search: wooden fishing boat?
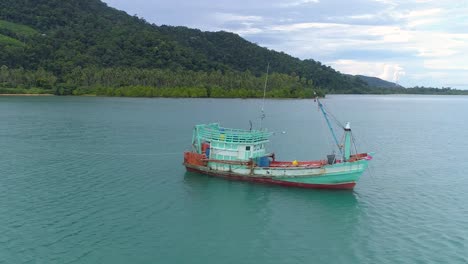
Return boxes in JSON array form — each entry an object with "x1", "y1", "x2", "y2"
[{"x1": 183, "y1": 98, "x2": 372, "y2": 189}]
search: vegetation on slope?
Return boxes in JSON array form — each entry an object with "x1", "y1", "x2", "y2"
[
  {"x1": 355, "y1": 75, "x2": 403, "y2": 89},
  {"x1": 0, "y1": 0, "x2": 464, "y2": 97},
  {"x1": 0, "y1": 0, "x2": 361, "y2": 97}
]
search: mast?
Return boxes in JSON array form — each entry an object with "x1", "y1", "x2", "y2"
[
  {"x1": 259, "y1": 63, "x2": 269, "y2": 129},
  {"x1": 344, "y1": 122, "x2": 352, "y2": 161},
  {"x1": 316, "y1": 97, "x2": 343, "y2": 156}
]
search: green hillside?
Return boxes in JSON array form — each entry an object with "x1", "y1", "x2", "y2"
[
  {"x1": 0, "y1": 0, "x2": 368, "y2": 96},
  {"x1": 0, "y1": 0, "x2": 464, "y2": 96},
  {"x1": 0, "y1": 33, "x2": 23, "y2": 46},
  {"x1": 355, "y1": 75, "x2": 403, "y2": 89},
  {"x1": 0, "y1": 20, "x2": 38, "y2": 36}
]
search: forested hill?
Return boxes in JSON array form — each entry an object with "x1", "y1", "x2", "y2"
[
  {"x1": 355, "y1": 75, "x2": 402, "y2": 89},
  {"x1": 0, "y1": 0, "x2": 464, "y2": 97},
  {"x1": 0, "y1": 0, "x2": 369, "y2": 96}
]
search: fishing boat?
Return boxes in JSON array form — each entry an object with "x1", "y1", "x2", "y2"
[{"x1": 183, "y1": 98, "x2": 373, "y2": 190}]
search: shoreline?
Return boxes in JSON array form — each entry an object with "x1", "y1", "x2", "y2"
[
  {"x1": 0, "y1": 94, "x2": 54, "y2": 96},
  {"x1": 0, "y1": 93, "x2": 466, "y2": 98}
]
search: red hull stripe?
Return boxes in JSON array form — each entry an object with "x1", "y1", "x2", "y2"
[{"x1": 185, "y1": 166, "x2": 356, "y2": 190}]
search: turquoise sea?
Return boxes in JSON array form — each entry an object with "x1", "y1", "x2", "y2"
[{"x1": 0, "y1": 95, "x2": 467, "y2": 263}]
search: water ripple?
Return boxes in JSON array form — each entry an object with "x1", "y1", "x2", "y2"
[{"x1": 1, "y1": 96, "x2": 468, "y2": 263}]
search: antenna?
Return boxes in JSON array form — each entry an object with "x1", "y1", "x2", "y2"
[{"x1": 260, "y1": 63, "x2": 269, "y2": 129}]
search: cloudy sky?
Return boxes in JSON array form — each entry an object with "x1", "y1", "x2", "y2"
[{"x1": 103, "y1": 0, "x2": 468, "y2": 89}]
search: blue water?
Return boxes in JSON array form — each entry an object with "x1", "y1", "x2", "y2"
[{"x1": 0, "y1": 95, "x2": 467, "y2": 263}]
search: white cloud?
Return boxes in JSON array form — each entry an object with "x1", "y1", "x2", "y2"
[
  {"x1": 406, "y1": 18, "x2": 440, "y2": 28},
  {"x1": 394, "y1": 8, "x2": 444, "y2": 28},
  {"x1": 267, "y1": 20, "x2": 468, "y2": 66},
  {"x1": 330, "y1": 60, "x2": 406, "y2": 82},
  {"x1": 230, "y1": 27, "x2": 264, "y2": 35},
  {"x1": 269, "y1": 22, "x2": 348, "y2": 31},
  {"x1": 211, "y1": 12, "x2": 265, "y2": 35},
  {"x1": 278, "y1": 0, "x2": 319, "y2": 7},
  {"x1": 102, "y1": 0, "x2": 468, "y2": 88},
  {"x1": 424, "y1": 59, "x2": 468, "y2": 70},
  {"x1": 404, "y1": 8, "x2": 443, "y2": 18},
  {"x1": 410, "y1": 71, "x2": 450, "y2": 79},
  {"x1": 213, "y1": 13, "x2": 263, "y2": 23},
  {"x1": 348, "y1": 14, "x2": 377, "y2": 20},
  {"x1": 373, "y1": 0, "x2": 397, "y2": 4}
]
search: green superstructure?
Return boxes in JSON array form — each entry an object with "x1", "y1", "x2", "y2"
[{"x1": 193, "y1": 123, "x2": 272, "y2": 161}]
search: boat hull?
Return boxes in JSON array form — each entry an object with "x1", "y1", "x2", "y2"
[{"x1": 184, "y1": 163, "x2": 360, "y2": 190}]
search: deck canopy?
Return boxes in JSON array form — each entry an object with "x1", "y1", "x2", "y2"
[{"x1": 194, "y1": 123, "x2": 272, "y2": 144}]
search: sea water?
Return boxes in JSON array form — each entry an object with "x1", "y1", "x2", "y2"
[{"x1": 0, "y1": 95, "x2": 467, "y2": 263}]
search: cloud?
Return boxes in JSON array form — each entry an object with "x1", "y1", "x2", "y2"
[
  {"x1": 392, "y1": 8, "x2": 444, "y2": 28},
  {"x1": 213, "y1": 13, "x2": 263, "y2": 23},
  {"x1": 373, "y1": 0, "x2": 397, "y2": 5},
  {"x1": 278, "y1": 0, "x2": 320, "y2": 7},
  {"x1": 423, "y1": 59, "x2": 468, "y2": 71},
  {"x1": 102, "y1": 0, "x2": 468, "y2": 88},
  {"x1": 261, "y1": 16, "x2": 468, "y2": 88},
  {"x1": 348, "y1": 14, "x2": 377, "y2": 20},
  {"x1": 405, "y1": 8, "x2": 442, "y2": 18},
  {"x1": 330, "y1": 59, "x2": 406, "y2": 82},
  {"x1": 210, "y1": 13, "x2": 265, "y2": 35},
  {"x1": 230, "y1": 26, "x2": 264, "y2": 35},
  {"x1": 269, "y1": 22, "x2": 348, "y2": 31}
]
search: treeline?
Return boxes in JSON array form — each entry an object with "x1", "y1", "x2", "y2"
[
  {"x1": 405, "y1": 86, "x2": 468, "y2": 95},
  {"x1": 0, "y1": 66, "x2": 57, "y2": 89},
  {"x1": 0, "y1": 66, "x2": 324, "y2": 98},
  {"x1": 2, "y1": 65, "x2": 466, "y2": 97},
  {"x1": 329, "y1": 85, "x2": 468, "y2": 95}
]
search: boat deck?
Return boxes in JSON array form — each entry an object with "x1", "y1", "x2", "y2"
[{"x1": 269, "y1": 160, "x2": 327, "y2": 168}]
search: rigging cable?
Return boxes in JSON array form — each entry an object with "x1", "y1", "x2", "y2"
[
  {"x1": 316, "y1": 97, "x2": 343, "y2": 155},
  {"x1": 318, "y1": 104, "x2": 336, "y2": 153},
  {"x1": 321, "y1": 103, "x2": 345, "y2": 129}
]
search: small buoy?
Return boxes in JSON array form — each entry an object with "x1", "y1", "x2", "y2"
[
  {"x1": 282, "y1": 131, "x2": 286, "y2": 134},
  {"x1": 292, "y1": 160, "x2": 298, "y2": 166}
]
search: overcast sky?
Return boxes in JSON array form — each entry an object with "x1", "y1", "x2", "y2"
[{"x1": 103, "y1": 0, "x2": 468, "y2": 89}]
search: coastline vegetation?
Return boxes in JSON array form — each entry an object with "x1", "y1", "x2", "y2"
[
  {"x1": 0, "y1": 66, "x2": 325, "y2": 98},
  {"x1": 2, "y1": 66, "x2": 467, "y2": 97}
]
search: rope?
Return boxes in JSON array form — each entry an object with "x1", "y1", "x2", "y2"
[
  {"x1": 319, "y1": 106, "x2": 335, "y2": 153},
  {"x1": 322, "y1": 103, "x2": 344, "y2": 129},
  {"x1": 352, "y1": 134, "x2": 358, "y2": 155},
  {"x1": 317, "y1": 99, "x2": 339, "y2": 154}
]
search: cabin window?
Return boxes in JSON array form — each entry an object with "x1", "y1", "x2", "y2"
[{"x1": 246, "y1": 146, "x2": 251, "y2": 151}]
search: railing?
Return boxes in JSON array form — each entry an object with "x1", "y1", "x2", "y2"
[{"x1": 195, "y1": 123, "x2": 272, "y2": 143}]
